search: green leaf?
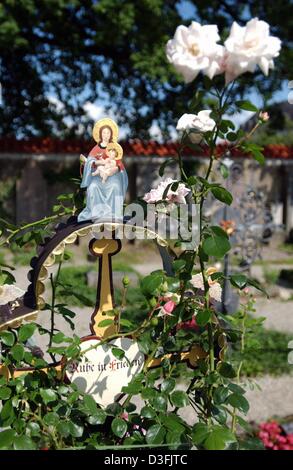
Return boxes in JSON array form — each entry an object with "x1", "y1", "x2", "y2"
[
  {"x1": 218, "y1": 362, "x2": 237, "y2": 378},
  {"x1": 26, "y1": 422, "x2": 40, "y2": 437},
  {"x1": 106, "y1": 402, "x2": 123, "y2": 416},
  {"x1": 18, "y1": 323, "x2": 37, "y2": 342},
  {"x1": 187, "y1": 176, "x2": 198, "y2": 186},
  {"x1": 57, "y1": 422, "x2": 71, "y2": 437},
  {"x1": 211, "y1": 187, "x2": 233, "y2": 205},
  {"x1": 226, "y1": 132, "x2": 238, "y2": 141},
  {"x1": 172, "y1": 259, "x2": 186, "y2": 272},
  {"x1": 192, "y1": 423, "x2": 210, "y2": 445},
  {"x1": 111, "y1": 347, "x2": 125, "y2": 360},
  {"x1": 0, "y1": 400, "x2": 15, "y2": 426},
  {"x1": 162, "y1": 182, "x2": 175, "y2": 200},
  {"x1": 52, "y1": 332, "x2": 67, "y2": 343},
  {"x1": 13, "y1": 435, "x2": 37, "y2": 450},
  {"x1": 146, "y1": 424, "x2": 166, "y2": 445},
  {"x1": 204, "y1": 425, "x2": 236, "y2": 450},
  {"x1": 196, "y1": 309, "x2": 211, "y2": 327},
  {"x1": 151, "y1": 395, "x2": 168, "y2": 412},
  {"x1": 246, "y1": 278, "x2": 268, "y2": 297},
  {"x1": 84, "y1": 395, "x2": 98, "y2": 415},
  {"x1": 239, "y1": 437, "x2": 265, "y2": 450},
  {"x1": 111, "y1": 417, "x2": 127, "y2": 438},
  {"x1": 210, "y1": 271, "x2": 224, "y2": 281},
  {"x1": 141, "y1": 405, "x2": 156, "y2": 419},
  {"x1": 97, "y1": 319, "x2": 114, "y2": 327},
  {"x1": 235, "y1": 100, "x2": 258, "y2": 112},
  {"x1": 214, "y1": 386, "x2": 229, "y2": 405},
  {"x1": 140, "y1": 272, "x2": 164, "y2": 296},
  {"x1": 10, "y1": 344, "x2": 25, "y2": 362},
  {"x1": 0, "y1": 270, "x2": 16, "y2": 285},
  {"x1": 160, "y1": 414, "x2": 186, "y2": 433},
  {"x1": 0, "y1": 386, "x2": 11, "y2": 400},
  {"x1": 161, "y1": 378, "x2": 176, "y2": 394},
  {"x1": 40, "y1": 388, "x2": 57, "y2": 404},
  {"x1": 220, "y1": 163, "x2": 229, "y2": 179},
  {"x1": 0, "y1": 331, "x2": 15, "y2": 347},
  {"x1": 43, "y1": 413, "x2": 59, "y2": 426},
  {"x1": 69, "y1": 422, "x2": 84, "y2": 438},
  {"x1": 251, "y1": 149, "x2": 265, "y2": 165},
  {"x1": 122, "y1": 381, "x2": 142, "y2": 394},
  {"x1": 170, "y1": 391, "x2": 189, "y2": 408},
  {"x1": 210, "y1": 225, "x2": 229, "y2": 238},
  {"x1": 241, "y1": 142, "x2": 265, "y2": 165},
  {"x1": 203, "y1": 227, "x2": 230, "y2": 258},
  {"x1": 230, "y1": 274, "x2": 247, "y2": 289},
  {"x1": 138, "y1": 335, "x2": 152, "y2": 355},
  {"x1": 227, "y1": 393, "x2": 249, "y2": 414},
  {"x1": 0, "y1": 429, "x2": 16, "y2": 449},
  {"x1": 87, "y1": 409, "x2": 107, "y2": 425},
  {"x1": 228, "y1": 383, "x2": 246, "y2": 395},
  {"x1": 166, "y1": 430, "x2": 189, "y2": 449},
  {"x1": 159, "y1": 158, "x2": 174, "y2": 177},
  {"x1": 119, "y1": 318, "x2": 134, "y2": 329}
]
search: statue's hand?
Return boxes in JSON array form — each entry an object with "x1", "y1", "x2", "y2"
[{"x1": 80, "y1": 154, "x2": 87, "y2": 164}]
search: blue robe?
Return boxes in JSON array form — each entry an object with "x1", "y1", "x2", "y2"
[{"x1": 77, "y1": 156, "x2": 128, "y2": 222}]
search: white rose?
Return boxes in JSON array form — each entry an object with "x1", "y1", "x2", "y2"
[
  {"x1": 0, "y1": 284, "x2": 25, "y2": 305},
  {"x1": 166, "y1": 22, "x2": 225, "y2": 83},
  {"x1": 176, "y1": 110, "x2": 216, "y2": 143},
  {"x1": 191, "y1": 272, "x2": 222, "y2": 303},
  {"x1": 224, "y1": 18, "x2": 281, "y2": 84},
  {"x1": 143, "y1": 178, "x2": 190, "y2": 204}
]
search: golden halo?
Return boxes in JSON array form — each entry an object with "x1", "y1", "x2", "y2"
[
  {"x1": 92, "y1": 118, "x2": 119, "y2": 143},
  {"x1": 106, "y1": 143, "x2": 123, "y2": 160}
]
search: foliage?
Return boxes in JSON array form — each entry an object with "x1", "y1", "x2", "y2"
[
  {"x1": 0, "y1": 17, "x2": 279, "y2": 450},
  {"x1": 232, "y1": 328, "x2": 293, "y2": 377},
  {"x1": 0, "y1": 0, "x2": 292, "y2": 138}
]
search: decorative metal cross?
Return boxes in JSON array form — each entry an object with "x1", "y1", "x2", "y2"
[{"x1": 0, "y1": 218, "x2": 206, "y2": 406}]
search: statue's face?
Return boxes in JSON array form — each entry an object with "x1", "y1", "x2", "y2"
[
  {"x1": 108, "y1": 149, "x2": 116, "y2": 160},
  {"x1": 101, "y1": 127, "x2": 111, "y2": 143}
]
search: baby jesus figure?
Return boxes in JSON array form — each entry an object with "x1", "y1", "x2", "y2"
[{"x1": 91, "y1": 143, "x2": 122, "y2": 183}]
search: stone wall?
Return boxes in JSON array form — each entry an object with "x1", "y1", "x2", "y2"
[{"x1": 0, "y1": 154, "x2": 292, "y2": 233}]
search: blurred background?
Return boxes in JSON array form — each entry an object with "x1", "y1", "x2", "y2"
[{"x1": 0, "y1": 0, "x2": 293, "y2": 434}]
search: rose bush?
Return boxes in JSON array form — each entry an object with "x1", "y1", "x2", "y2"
[{"x1": 0, "y1": 17, "x2": 282, "y2": 450}]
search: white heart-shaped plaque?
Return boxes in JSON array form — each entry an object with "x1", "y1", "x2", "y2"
[{"x1": 65, "y1": 337, "x2": 144, "y2": 407}]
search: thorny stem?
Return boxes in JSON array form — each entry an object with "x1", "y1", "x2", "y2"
[
  {"x1": 0, "y1": 212, "x2": 67, "y2": 248},
  {"x1": 231, "y1": 302, "x2": 247, "y2": 432},
  {"x1": 178, "y1": 85, "x2": 231, "y2": 423},
  {"x1": 48, "y1": 257, "x2": 63, "y2": 360}
]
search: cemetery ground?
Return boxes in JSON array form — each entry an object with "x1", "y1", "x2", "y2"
[{"x1": 3, "y1": 233, "x2": 293, "y2": 428}]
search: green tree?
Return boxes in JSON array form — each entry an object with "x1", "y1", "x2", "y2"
[{"x1": 0, "y1": 0, "x2": 292, "y2": 138}]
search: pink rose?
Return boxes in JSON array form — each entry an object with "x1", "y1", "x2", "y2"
[{"x1": 158, "y1": 300, "x2": 176, "y2": 317}]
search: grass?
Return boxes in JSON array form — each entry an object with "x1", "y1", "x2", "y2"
[
  {"x1": 231, "y1": 328, "x2": 293, "y2": 377},
  {"x1": 263, "y1": 268, "x2": 279, "y2": 286},
  {"x1": 254, "y1": 258, "x2": 293, "y2": 266},
  {"x1": 11, "y1": 244, "x2": 37, "y2": 267},
  {"x1": 55, "y1": 264, "x2": 144, "y2": 311},
  {"x1": 279, "y1": 243, "x2": 293, "y2": 255}
]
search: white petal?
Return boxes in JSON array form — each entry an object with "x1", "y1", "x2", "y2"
[
  {"x1": 0, "y1": 285, "x2": 25, "y2": 305},
  {"x1": 176, "y1": 113, "x2": 197, "y2": 130},
  {"x1": 173, "y1": 25, "x2": 190, "y2": 46},
  {"x1": 259, "y1": 56, "x2": 270, "y2": 75},
  {"x1": 210, "y1": 283, "x2": 222, "y2": 302},
  {"x1": 190, "y1": 274, "x2": 204, "y2": 289}
]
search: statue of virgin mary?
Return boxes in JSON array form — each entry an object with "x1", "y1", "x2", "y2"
[{"x1": 77, "y1": 118, "x2": 128, "y2": 223}]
